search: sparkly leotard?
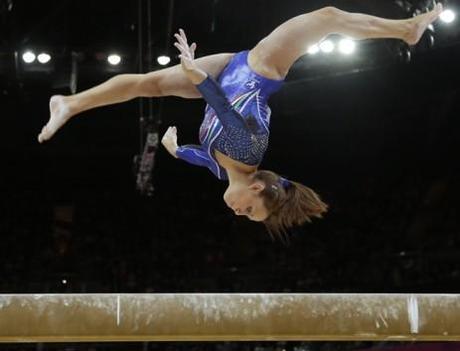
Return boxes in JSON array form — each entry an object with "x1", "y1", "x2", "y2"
[{"x1": 176, "y1": 50, "x2": 284, "y2": 180}]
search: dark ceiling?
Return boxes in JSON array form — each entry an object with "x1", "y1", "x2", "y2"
[
  {"x1": 2, "y1": 0, "x2": 409, "y2": 50},
  {"x1": 2, "y1": 0, "x2": 458, "y2": 84}
]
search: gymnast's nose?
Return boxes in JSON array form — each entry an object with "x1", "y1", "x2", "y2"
[{"x1": 226, "y1": 201, "x2": 242, "y2": 215}]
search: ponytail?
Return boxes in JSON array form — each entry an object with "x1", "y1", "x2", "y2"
[{"x1": 253, "y1": 170, "x2": 328, "y2": 241}]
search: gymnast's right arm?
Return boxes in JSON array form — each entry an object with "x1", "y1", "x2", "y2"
[
  {"x1": 175, "y1": 145, "x2": 211, "y2": 168},
  {"x1": 161, "y1": 126, "x2": 211, "y2": 168}
]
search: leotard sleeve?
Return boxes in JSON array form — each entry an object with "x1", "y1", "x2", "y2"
[
  {"x1": 176, "y1": 144, "x2": 211, "y2": 168},
  {"x1": 196, "y1": 76, "x2": 247, "y2": 130}
]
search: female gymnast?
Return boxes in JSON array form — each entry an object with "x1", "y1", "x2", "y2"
[{"x1": 37, "y1": 4, "x2": 443, "y2": 237}]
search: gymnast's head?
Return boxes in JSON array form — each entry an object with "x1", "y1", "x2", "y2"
[{"x1": 224, "y1": 170, "x2": 329, "y2": 239}]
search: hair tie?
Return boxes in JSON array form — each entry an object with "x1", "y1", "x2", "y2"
[{"x1": 279, "y1": 177, "x2": 291, "y2": 190}]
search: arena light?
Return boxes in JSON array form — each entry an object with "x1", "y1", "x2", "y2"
[
  {"x1": 22, "y1": 51, "x2": 36, "y2": 63},
  {"x1": 157, "y1": 55, "x2": 171, "y2": 65},
  {"x1": 307, "y1": 44, "x2": 320, "y2": 55},
  {"x1": 107, "y1": 54, "x2": 122, "y2": 65},
  {"x1": 319, "y1": 40, "x2": 334, "y2": 54},
  {"x1": 37, "y1": 53, "x2": 52, "y2": 64},
  {"x1": 338, "y1": 38, "x2": 356, "y2": 55},
  {"x1": 440, "y1": 9, "x2": 456, "y2": 23}
]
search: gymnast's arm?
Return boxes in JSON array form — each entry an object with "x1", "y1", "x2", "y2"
[
  {"x1": 194, "y1": 76, "x2": 247, "y2": 130},
  {"x1": 175, "y1": 144, "x2": 212, "y2": 168},
  {"x1": 161, "y1": 126, "x2": 179, "y2": 158},
  {"x1": 161, "y1": 126, "x2": 211, "y2": 168},
  {"x1": 173, "y1": 29, "x2": 207, "y2": 85},
  {"x1": 174, "y1": 29, "x2": 246, "y2": 129}
]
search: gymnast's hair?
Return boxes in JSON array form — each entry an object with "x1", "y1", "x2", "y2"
[{"x1": 253, "y1": 170, "x2": 328, "y2": 242}]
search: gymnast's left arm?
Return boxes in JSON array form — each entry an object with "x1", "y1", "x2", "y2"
[
  {"x1": 173, "y1": 29, "x2": 207, "y2": 85},
  {"x1": 173, "y1": 29, "x2": 246, "y2": 130}
]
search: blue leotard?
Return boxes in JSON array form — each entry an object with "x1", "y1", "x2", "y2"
[{"x1": 176, "y1": 50, "x2": 284, "y2": 180}]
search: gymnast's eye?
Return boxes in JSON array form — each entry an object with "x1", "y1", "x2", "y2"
[{"x1": 246, "y1": 207, "x2": 253, "y2": 215}]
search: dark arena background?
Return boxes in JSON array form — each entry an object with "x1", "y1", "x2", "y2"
[{"x1": 1, "y1": 0, "x2": 460, "y2": 350}]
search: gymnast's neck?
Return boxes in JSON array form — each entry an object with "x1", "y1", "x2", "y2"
[{"x1": 214, "y1": 150, "x2": 258, "y2": 183}]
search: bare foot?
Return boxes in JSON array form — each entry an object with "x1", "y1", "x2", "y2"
[
  {"x1": 404, "y1": 3, "x2": 443, "y2": 45},
  {"x1": 38, "y1": 95, "x2": 74, "y2": 143}
]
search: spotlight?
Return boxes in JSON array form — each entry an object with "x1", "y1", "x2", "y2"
[
  {"x1": 37, "y1": 53, "x2": 51, "y2": 64},
  {"x1": 440, "y1": 9, "x2": 456, "y2": 23},
  {"x1": 307, "y1": 44, "x2": 320, "y2": 55},
  {"x1": 107, "y1": 54, "x2": 121, "y2": 65},
  {"x1": 338, "y1": 38, "x2": 356, "y2": 55},
  {"x1": 22, "y1": 51, "x2": 36, "y2": 63},
  {"x1": 319, "y1": 40, "x2": 334, "y2": 54},
  {"x1": 61, "y1": 279, "x2": 67, "y2": 285},
  {"x1": 157, "y1": 55, "x2": 171, "y2": 65}
]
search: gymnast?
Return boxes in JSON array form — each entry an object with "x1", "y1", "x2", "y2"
[{"x1": 37, "y1": 4, "x2": 443, "y2": 237}]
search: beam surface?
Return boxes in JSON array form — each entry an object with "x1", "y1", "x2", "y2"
[{"x1": 0, "y1": 294, "x2": 460, "y2": 342}]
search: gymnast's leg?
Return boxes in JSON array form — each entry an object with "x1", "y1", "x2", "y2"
[
  {"x1": 38, "y1": 53, "x2": 234, "y2": 143},
  {"x1": 248, "y1": 4, "x2": 443, "y2": 79}
]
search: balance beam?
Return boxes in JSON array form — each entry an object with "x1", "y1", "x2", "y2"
[{"x1": 0, "y1": 294, "x2": 459, "y2": 342}]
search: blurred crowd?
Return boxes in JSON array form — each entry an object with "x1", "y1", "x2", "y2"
[{"x1": 1, "y1": 168, "x2": 458, "y2": 295}]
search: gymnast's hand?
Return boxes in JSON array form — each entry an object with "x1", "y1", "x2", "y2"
[
  {"x1": 174, "y1": 29, "x2": 207, "y2": 85},
  {"x1": 161, "y1": 126, "x2": 179, "y2": 158}
]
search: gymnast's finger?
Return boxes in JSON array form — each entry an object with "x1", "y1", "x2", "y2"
[
  {"x1": 174, "y1": 42, "x2": 185, "y2": 52},
  {"x1": 174, "y1": 34, "x2": 188, "y2": 47},
  {"x1": 179, "y1": 28, "x2": 188, "y2": 45},
  {"x1": 174, "y1": 33, "x2": 188, "y2": 48},
  {"x1": 174, "y1": 43, "x2": 190, "y2": 58},
  {"x1": 190, "y1": 43, "x2": 197, "y2": 58}
]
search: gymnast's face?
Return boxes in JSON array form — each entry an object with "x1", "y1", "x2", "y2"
[{"x1": 223, "y1": 181, "x2": 269, "y2": 222}]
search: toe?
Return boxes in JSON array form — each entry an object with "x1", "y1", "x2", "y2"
[
  {"x1": 39, "y1": 127, "x2": 48, "y2": 142},
  {"x1": 433, "y1": 3, "x2": 443, "y2": 18}
]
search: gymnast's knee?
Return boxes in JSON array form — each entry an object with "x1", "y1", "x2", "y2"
[
  {"x1": 315, "y1": 6, "x2": 345, "y2": 21},
  {"x1": 313, "y1": 6, "x2": 349, "y2": 31}
]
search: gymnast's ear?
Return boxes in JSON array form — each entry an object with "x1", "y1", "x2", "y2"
[{"x1": 249, "y1": 181, "x2": 265, "y2": 193}]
